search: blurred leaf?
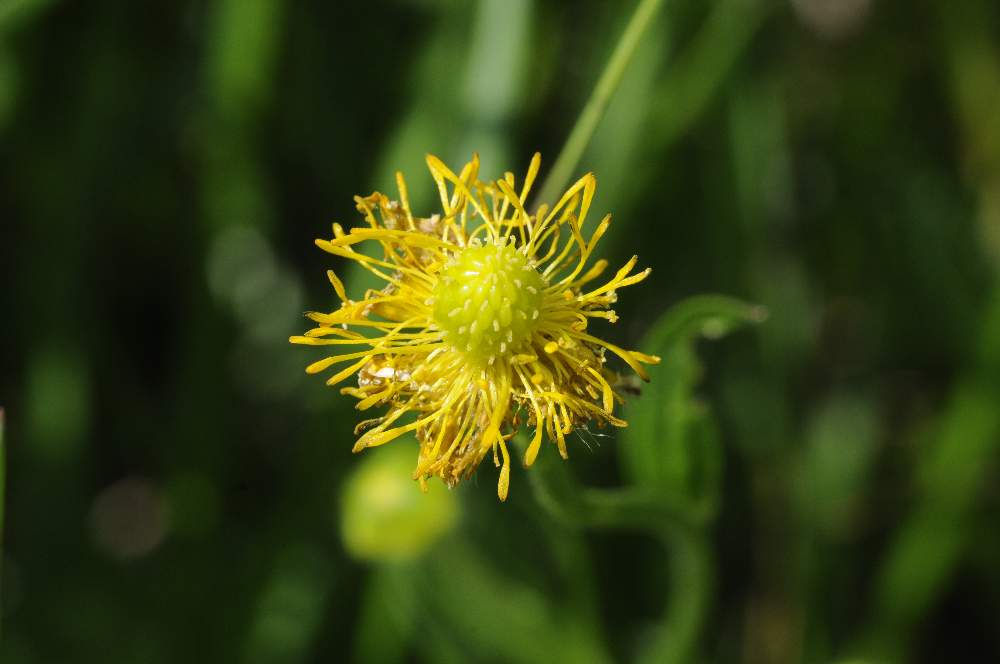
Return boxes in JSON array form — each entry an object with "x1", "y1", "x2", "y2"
[
  {"x1": 419, "y1": 538, "x2": 612, "y2": 664},
  {"x1": 0, "y1": 47, "x2": 17, "y2": 131},
  {"x1": 0, "y1": 0, "x2": 56, "y2": 34},
  {"x1": 1, "y1": 407, "x2": 5, "y2": 607},
  {"x1": 245, "y1": 545, "x2": 330, "y2": 664},
  {"x1": 870, "y1": 380, "x2": 1000, "y2": 652},
  {"x1": 649, "y1": 0, "x2": 771, "y2": 147},
  {"x1": 795, "y1": 394, "x2": 879, "y2": 537},
  {"x1": 206, "y1": 0, "x2": 284, "y2": 122},
  {"x1": 620, "y1": 295, "x2": 765, "y2": 509},
  {"x1": 351, "y1": 564, "x2": 417, "y2": 664},
  {"x1": 24, "y1": 346, "x2": 89, "y2": 463}
]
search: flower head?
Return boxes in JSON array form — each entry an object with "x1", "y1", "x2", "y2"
[{"x1": 291, "y1": 154, "x2": 659, "y2": 500}]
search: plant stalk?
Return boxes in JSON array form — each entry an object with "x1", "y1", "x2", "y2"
[{"x1": 535, "y1": 0, "x2": 666, "y2": 207}]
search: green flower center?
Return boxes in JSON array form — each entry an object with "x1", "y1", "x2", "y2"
[{"x1": 432, "y1": 242, "x2": 546, "y2": 363}]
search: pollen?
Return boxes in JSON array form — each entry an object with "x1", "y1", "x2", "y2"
[{"x1": 432, "y1": 243, "x2": 546, "y2": 363}]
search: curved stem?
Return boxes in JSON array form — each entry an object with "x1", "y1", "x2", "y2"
[
  {"x1": 639, "y1": 530, "x2": 712, "y2": 664},
  {"x1": 521, "y1": 438, "x2": 712, "y2": 664},
  {"x1": 535, "y1": 0, "x2": 666, "y2": 208}
]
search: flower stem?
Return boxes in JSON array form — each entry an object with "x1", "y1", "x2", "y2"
[
  {"x1": 519, "y1": 434, "x2": 712, "y2": 664},
  {"x1": 535, "y1": 0, "x2": 666, "y2": 208}
]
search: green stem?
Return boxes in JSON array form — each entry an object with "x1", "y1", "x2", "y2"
[
  {"x1": 521, "y1": 438, "x2": 711, "y2": 664},
  {"x1": 639, "y1": 530, "x2": 711, "y2": 664},
  {"x1": 535, "y1": 0, "x2": 666, "y2": 207}
]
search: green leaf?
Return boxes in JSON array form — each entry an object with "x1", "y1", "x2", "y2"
[{"x1": 619, "y1": 295, "x2": 766, "y2": 508}]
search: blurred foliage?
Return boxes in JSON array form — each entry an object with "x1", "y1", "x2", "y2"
[{"x1": 2, "y1": 0, "x2": 1000, "y2": 663}]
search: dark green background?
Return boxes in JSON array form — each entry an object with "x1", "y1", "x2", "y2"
[{"x1": 2, "y1": 0, "x2": 999, "y2": 662}]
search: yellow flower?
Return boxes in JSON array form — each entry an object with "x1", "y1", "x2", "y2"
[{"x1": 291, "y1": 154, "x2": 659, "y2": 501}]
